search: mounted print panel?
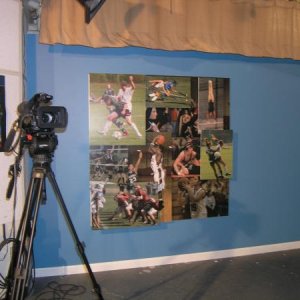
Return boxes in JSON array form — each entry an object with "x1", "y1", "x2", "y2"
[
  {"x1": 89, "y1": 74, "x2": 146, "y2": 146},
  {"x1": 89, "y1": 74, "x2": 231, "y2": 230}
]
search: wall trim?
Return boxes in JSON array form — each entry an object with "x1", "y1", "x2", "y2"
[
  {"x1": 0, "y1": 69, "x2": 20, "y2": 76},
  {"x1": 36, "y1": 241, "x2": 300, "y2": 277}
]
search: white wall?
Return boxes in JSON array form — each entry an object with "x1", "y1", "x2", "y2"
[{"x1": 0, "y1": 0, "x2": 24, "y2": 277}]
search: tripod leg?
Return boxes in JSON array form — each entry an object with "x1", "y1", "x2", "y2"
[
  {"x1": 5, "y1": 173, "x2": 35, "y2": 299},
  {"x1": 46, "y1": 169, "x2": 104, "y2": 300},
  {"x1": 9, "y1": 172, "x2": 45, "y2": 300}
]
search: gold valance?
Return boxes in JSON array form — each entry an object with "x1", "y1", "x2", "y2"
[{"x1": 40, "y1": 0, "x2": 300, "y2": 60}]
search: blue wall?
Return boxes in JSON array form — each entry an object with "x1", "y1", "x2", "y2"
[{"x1": 26, "y1": 34, "x2": 300, "y2": 268}]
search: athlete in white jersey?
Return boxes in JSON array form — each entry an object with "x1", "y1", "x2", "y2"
[
  {"x1": 149, "y1": 136, "x2": 165, "y2": 193},
  {"x1": 90, "y1": 182, "x2": 106, "y2": 228},
  {"x1": 100, "y1": 76, "x2": 142, "y2": 137},
  {"x1": 210, "y1": 135, "x2": 231, "y2": 177},
  {"x1": 118, "y1": 79, "x2": 134, "y2": 112}
]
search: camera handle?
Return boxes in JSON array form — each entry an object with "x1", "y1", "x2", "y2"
[{"x1": 6, "y1": 154, "x2": 104, "y2": 300}]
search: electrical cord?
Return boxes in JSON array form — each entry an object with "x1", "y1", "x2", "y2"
[
  {"x1": 0, "y1": 151, "x2": 20, "y2": 296},
  {"x1": 0, "y1": 141, "x2": 20, "y2": 299},
  {"x1": 34, "y1": 281, "x2": 87, "y2": 300},
  {"x1": 0, "y1": 238, "x2": 18, "y2": 299},
  {"x1": 0, "y1": 237, "x2": 36, "y2": 300},
  {"x1": 0, "y1": 149, "x2": 35, "y2": 299}
]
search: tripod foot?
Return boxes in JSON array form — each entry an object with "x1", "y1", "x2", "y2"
[{"x1": 93, "y1": 285, "x2": 104, "y2": 300}]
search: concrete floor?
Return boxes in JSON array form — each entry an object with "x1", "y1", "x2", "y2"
[{"x1": 25, "y1": 249, "x2": 300, "y2": 300}]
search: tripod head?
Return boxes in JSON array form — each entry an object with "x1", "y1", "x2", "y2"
[{"x1": 5, "y1": 93, "x2": 68, "y2": 198}]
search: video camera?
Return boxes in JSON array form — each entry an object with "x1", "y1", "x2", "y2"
[
  {"x1": 4, "y1": 93, "x2": 68, "y2": 155},
  {"x1": 4, "y1": 93, "x2": 68, "y2": 198},
  {"x1": 18, "y1": 93, "x2": 68, "y2": 132}
]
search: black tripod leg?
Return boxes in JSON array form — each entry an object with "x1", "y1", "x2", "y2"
[
  {"x1": 46, "y1": 169, "x2": 104, "y2": 300},
  {"x1": 10, "y1": 172, "x2": 45, "y2": 300},
  {"x1": 5, "y1": 174, "x2": 35, "y2": 299}
]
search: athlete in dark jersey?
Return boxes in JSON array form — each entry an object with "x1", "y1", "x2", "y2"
[
  {"x1": 97, "y1": 95, "x2": 128, "y2": 135},
  {"x1": 173, "y1": 141, "x2": 200, "y2": 176},
  {"x1": 126, "y1": 151, "x2": 143, "y2": 193},
  {"x1": 102, "y1": 84, "x2": 115, "y2": 97},
  {"x1": 127, "y1": 169, "x2": 137, "y2": 193}
]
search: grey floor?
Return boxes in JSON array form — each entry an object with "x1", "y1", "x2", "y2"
[{"x1": 26, "y1": 249, "x2": 300, "y2": 300}]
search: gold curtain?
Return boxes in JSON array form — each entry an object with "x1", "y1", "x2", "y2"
[{"x1": 40, "y1": 0, "x2": 300, "y2": 60}]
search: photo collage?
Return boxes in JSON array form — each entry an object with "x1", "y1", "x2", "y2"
[{"x1": 89, "y1": 74, "x2": 232, "y2": 230}]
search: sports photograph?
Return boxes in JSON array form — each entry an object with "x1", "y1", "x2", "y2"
[
  {"x1": 89, "y1": 133, "x2": 172, "y2": 230},
  {"x1": 90, "y1": 181, "x2": 164, "y2": 229},
  {"x1": 171, "y1": 137, "x2": 201, "y2": 177},
  {"x1": 89, "y1": 73, "x2": 146, "y2": 146},
  {"x1": 196, "y1": 78, "x2": 230, "y2": 131},
  {"x1": 171, "y1": 177, "x2": 229, "y2": 221},
  {"x1": 145, "y1": 75, "x2": 195, "y2": 109},
  {"x1": 89, "y1": 145, "x2": 128, "y2": 182},
  {"x1": 200, "y1": 130, "x2": 233, "y2": 180}
]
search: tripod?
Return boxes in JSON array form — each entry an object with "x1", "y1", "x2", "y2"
[{"x1": 6, "y1": 153, "x2": 104, "y2": 300}]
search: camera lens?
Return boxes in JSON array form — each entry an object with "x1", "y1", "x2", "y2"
[
  {"x1": 41, "y1": 112, "x2": 56, "y2": 124},
  {"x1": 37, "y1": 106, "x2": 68, "y2": 129}
]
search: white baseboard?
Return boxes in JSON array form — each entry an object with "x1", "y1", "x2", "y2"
[{"x1": 35, "y1": 241, "x2": 300, "y2": 278}]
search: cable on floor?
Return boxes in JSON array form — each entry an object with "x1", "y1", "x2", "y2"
[{"x1": 34, "y1": 280, "x2": 87, "y2": 300}]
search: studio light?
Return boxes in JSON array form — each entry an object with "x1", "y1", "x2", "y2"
[{"x1": 79, "y1": 0, "x2": 107, "y2": 23}]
